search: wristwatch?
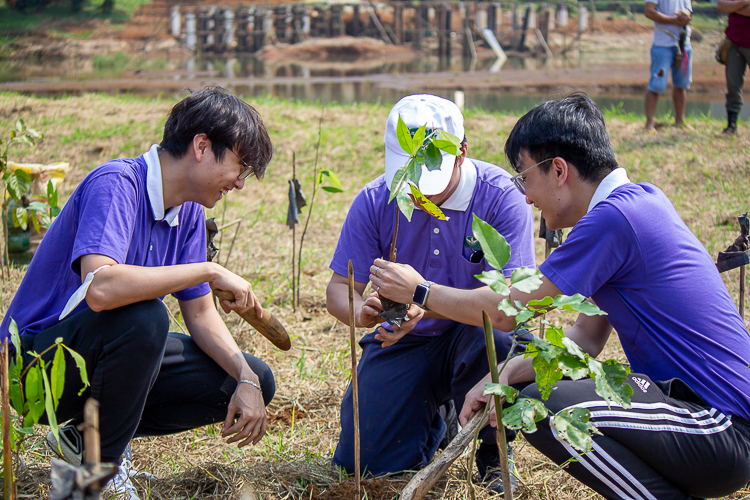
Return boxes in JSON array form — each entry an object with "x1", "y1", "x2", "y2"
[{"x1": 413, "y1": 281, "x2": 435, "y2": 309}]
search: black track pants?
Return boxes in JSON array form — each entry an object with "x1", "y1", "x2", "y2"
[
  {"x1": 22, "y1": 300, "x2": 275, "y2": 463},
  {"x1": 521, "y1": 374, "x2": 750, "y2": 500}
]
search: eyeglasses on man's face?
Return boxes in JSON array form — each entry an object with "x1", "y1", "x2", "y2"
[
  {"x1": 511, "y1": 157, "x2": 554, "y2": 195},
  {"x1": 228, "y1": 149, "x2": 255, "y2": 181}
]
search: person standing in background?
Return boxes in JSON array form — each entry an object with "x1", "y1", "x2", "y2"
[
  {"x1": 717, "y1": 0, "x2": 750, "y2": 135},
  {"x1": 644, "y1": 0, "x2": 692, "y2": 131}
]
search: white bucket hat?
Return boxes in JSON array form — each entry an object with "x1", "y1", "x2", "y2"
[{"x1": 383, "y1": 94, "x2": 464, "y2": 196}]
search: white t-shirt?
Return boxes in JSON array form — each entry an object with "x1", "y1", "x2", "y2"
[{"x1": 646, "y1": 0, "x2": 692, "y2": 47}]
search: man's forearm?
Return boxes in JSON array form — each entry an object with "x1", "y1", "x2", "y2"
[
  {"x1": 739, "y1": 4, "x2": 750, "y2": 15},
  {"x1": 718, "y1": 0, "x2": 750, "y2": 13},
  {"x1": 325, "y1": 275, "x2": 370, "y2": 327},
  {"x1": 423, "y1": 285, "x2": 516, "y2": 332},
  {"x1": 181, "y1": 295, "x2": 257, "y2": 382},
  {"x1": 85, "y1": 258, "x2": 222, "y2": 311}
]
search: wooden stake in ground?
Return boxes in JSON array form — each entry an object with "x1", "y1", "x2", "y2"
[
  {"x1": 400, "y1": 410, "x2": 487, "y2": 500},
  {"x1": 82, "y1": 399, "x2": 102, "y2": 491},
  {"x1": 347, "y1": 260, "x2": 361, "y2": 498},
  {"x1": 1, "y1": 339, "x2": 15, "y2": 500},
  {"x1": 482, "y1": 311, "x2": 513, "y2": 500}
]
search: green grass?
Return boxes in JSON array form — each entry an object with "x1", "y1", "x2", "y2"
[{"x1": 0, "y1": 0, "x2": 149, "y2": 35}]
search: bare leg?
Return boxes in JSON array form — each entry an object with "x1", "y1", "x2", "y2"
[
  {"x1": 645, "y1": 90, "x2": 659, "y2": 130},
  {"x1": 673, "y1": 87, "x2": 687, "y2": 126}
]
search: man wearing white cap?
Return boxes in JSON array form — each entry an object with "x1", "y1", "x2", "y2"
[{"x1": 325, "y1": 94, "x2": 535, "y2": 491}]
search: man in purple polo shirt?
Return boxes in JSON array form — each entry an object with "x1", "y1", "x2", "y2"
[
  {"x1": 372, "y1": 93, "x2": 750, "y2": 499},
  {"x1": 326, "y1": 94, "x2": 535, "y2": 492},
  {"x1": 0, "y1": 87, "x2": 275, "y2": 499}
]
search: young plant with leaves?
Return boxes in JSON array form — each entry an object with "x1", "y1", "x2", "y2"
[
  {"x1": 1, "y1": 119, "x2": 61, "y2": 268},
  {"x1": 1, "y1": 319, "x2": 89, "y2": 495},
  {"x1": 378, "y1": 116, "x2": 463, "y2": 326},
  {"x1": 471, "y1": 213, "x2": 633, "y2": 453}
]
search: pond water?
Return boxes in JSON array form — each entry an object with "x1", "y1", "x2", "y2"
[{"x1": 1, "y1": 51, "x2": 747, "y2": 121}]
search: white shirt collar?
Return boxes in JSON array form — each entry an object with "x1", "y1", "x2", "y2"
[
  {"x1": 144, "y1": 144, "x2": 181, "y2": 227},
  {"x1": 587, "y1": 167, "x2": 632, "y2": 214},
  {"x1": 439, "y1": 158, "x2": 478, "y2": 212}
]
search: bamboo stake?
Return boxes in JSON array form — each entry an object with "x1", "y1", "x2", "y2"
[
  {"x1": 347, "y1": 260, "x2": 361, "y2": 498},
  {"x1": 292, "y1": 152, "x2": 297, "y2": 312},
  {"x1": 1, "y1": 339, "x2": 14, "y2": 500},
  {"x1": 389, "y1": 209, "x2": 399, "y2": 262},
  {"x1": 482, "y1": 311, "x2": 513, "y2": 500},
  {"x1": 83, "y1": 398, "x2": 105, "y2": 493}
]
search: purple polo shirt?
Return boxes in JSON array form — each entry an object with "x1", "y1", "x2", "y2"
[
  {"x1": 540, "y1": 182, "x2": 750, "y2": 420},
  {"x1": 0, "y1": 153, "x2": 210, "y2": 339},
  {"x1": 330, "y1": 158, "x2": 536, "y2": 336}
]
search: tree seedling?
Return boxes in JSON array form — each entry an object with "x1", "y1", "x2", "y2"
[{"x1": 380, "y1": 116, "x2": 461, "y2": 327}]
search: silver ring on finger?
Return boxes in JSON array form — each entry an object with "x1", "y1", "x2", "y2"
[
  {"x1": 376, "y1": 285, "x2": 380, "y2": 292},
  {"x1": 375, "y1": 267, "x2": 379, "y2": 277}
]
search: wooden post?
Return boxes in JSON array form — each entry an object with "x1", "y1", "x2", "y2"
[
  {"x1": 253, "y1": 9, "x2": 265, "y2": 52},
  {"x1": 347, "y1": 261, "x2": 361, "y2": 498},
  {"x1": 352, "y1": 5, "x2": 361, "y2": 36},
  {"x1": 83, "y1": 399, "x2": 105, "y2": 494},
  {"x1": 414, "y1": 5, "x2": 423, "y2": 51},
  {"x1": 518, "y1": 4, "x2": 531, "y2": 52},
  {"x1": 1, "y1": 340, "x2": 15, "y2": 500},
  {"x1": 438, "y1": 4, "x2": 447, "y2": 58},
  {"x1": 482, "y1": 311, "x2": 514, "y2": 500},
  {"x1": 394, "y1": 4, "x2": 404, "y2": 44}
]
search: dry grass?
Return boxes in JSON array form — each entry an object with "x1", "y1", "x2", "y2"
[{"x1": 1, "y1": 91, "x2": 750, "y2": 500}]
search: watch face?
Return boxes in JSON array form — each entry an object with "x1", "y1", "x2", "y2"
[{"x1": 414, "y1": 283, "x2": 429, "y2": 306}]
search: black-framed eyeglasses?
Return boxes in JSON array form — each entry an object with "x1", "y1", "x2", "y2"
[
  {"x1": 511, "y1": 158, "x2": 554, "y2": 195},
  {"x1": 228, "y1": 149, "x2": 255, "y2": 180}
]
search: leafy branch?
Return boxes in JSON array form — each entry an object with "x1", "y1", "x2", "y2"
[{"x1": 471, "y1": 213, "x2": 633, "y2": 453}]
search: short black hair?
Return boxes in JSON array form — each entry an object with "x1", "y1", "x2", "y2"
[
  {"x1": 504, "y1": 92, "x2": 618, "y2": 183},
  {"x1": 161, "y1": 86, "x2": 273, "y2": 179}
]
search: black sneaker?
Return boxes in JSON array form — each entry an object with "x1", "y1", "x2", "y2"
[
  {"x1": 476, "y1": 440, "x2": 518, "y2": 495},
  {"x1": 438, "y1": 400, "x2": 459, "y2": 450}
]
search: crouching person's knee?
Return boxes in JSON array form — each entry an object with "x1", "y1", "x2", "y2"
[{"x1": 111, "y1": 299, "x2": 170, "y2": 356}]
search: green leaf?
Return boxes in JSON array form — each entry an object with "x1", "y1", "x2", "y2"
[
  {"x1": 26, "y1": 127, "x2": 42, "y2": 139},
  {"x1": 50, "y1": 206, "x2": 61, "y2": 217},
  {"x1": 471, "y1": 214, "x2": 510, "y2": 271},
  {"x1": 15, "y1": 119, "x2": 24, "y2": 132},
  {"x1": 497, "y1": 299, "x2": 518, "y2": 318},
  {"x1": 46, "y1": 179, "x2": 54, "y2": 198},
  {"x1": 14, "y1": 168, "x2": 31, "y2": 183},
  {"x1": 432, "y1": 130, "x2": 461, "y2": 156},
  {"x1": 551, "y1": 408, "x2": 602, "y2": 452},
  {"x1": 532, "y1": 354, "x2": 563, "y2": 401},
  {"x1": 24, "y1": 366, "x2": 44, "y2": 425},
  {"x1": 528, "y1": 296, "x2": 554, "y2": 309},
  {"x1": 410, "y1": 124, "x2": 427, "y2": 156},
  {"x1": 13, "y1": 207, "x2": 28, "y2": 231},
  {"x1": 396, "y1": 115, "x2": 415, "y2": 154},
  {"x1": 62, "y1": 345, "x2": 90, "y2": 395},
  {"x1": 51, "y1": 345, "x2": 66, "y2": 411},
  {"x1": 40, "y1": 365, "x2": 59, "y2": 446},
  {"x1": 9, "y1": 318, "x2": 23, "y2": 369},
  {"x1": 502, "y1": 397, "x2": 549, "y2": 433},
  {"x1": 9, "y1": 371, "x2": 23, "y2": 415},
  {"x1": 319, "y1": 170, "x2": 344, "y2": 192},
  {"x1": 558, "y1": 353, "x2": 590, "y2": 380},
  {"x1": 587, "y1": 359, "x2": 633, "y2": 409},
  {"x1": 31, "y1": 211, "x2": 41, "y2": 233},
  {"x1": 26, "y1": 201, "x2": 49, "y2": 212},
  {"x1": 561, "y1": 337, "x2": 586, "y2": 360},
  {"x1": 396, "y1": 191, "x2": 414, "y2": 222},
  {"x1": 423, "y1": 142, "x2": 442, "y2": 171},
  {"x1": 484, "y1": 383, "x2": 519, "y2": 404},
  {"x1": 16, "y1": 135, "x2": 34, "y2": 146},
  {"x1": 475, "y1": 270, "x2": 511, "y2": 296},
  {"x1": 544, "y1": 325, "x2": 565, "y2": 347},
  {"x1": 515, "y1": 309, "x2": 535, "y2": 325},
  {"x1": 510, "y1": 267, "x2": 544, "y2": 294},
  {"x1": 388, "y1": 158, "x2": 422, "y2": 204},
  {"x1": 562, "y1": 301, "x2": 608, "y2": 316},
  {"x1": 4, "y1": 169, "x2": 21, "y2": 200}
]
